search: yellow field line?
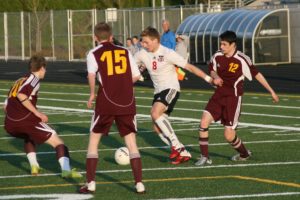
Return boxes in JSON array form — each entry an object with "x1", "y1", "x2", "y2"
[
  {"x1": 234, "y1": 175, "x2": 300, "y2": 188},
  {"x1": 1, "y1": 175, "x2": 299, "y2": 191}
]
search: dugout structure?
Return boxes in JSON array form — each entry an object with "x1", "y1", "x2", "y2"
[{"x1": 176, "y1": 8, "x2": 290, "y2": 65}]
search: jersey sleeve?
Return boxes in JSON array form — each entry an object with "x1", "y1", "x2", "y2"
[
  {"x1": 87, "y1": 51, "x2": 98, "y2": 74},
  {"x1": 166, "y1": 50, "x2": 187, "y2": 68},
  {"x1": 18, "y1": 76, "x2": 39, "y2": 97},
  {"x1": 128, "y1": 51, "x2": 141, "y2": 77}
]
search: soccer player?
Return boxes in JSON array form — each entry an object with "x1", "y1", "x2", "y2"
[
  {"x1": 79, "y1": 22, "x2": 145, "y2": 194},
  {"x1": 195, "y1": 31, "x2": 279, "y2": 166},
  {"x1": 134, "y1": 27, "x2": 219, "y2": 165},
  {"x1": 3, "y1": 55, "x2": 82, "y2": 178}
]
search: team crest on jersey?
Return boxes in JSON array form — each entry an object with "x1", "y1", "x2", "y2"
[{"x1": 158, "y1": 55, "x2": 164, "y2": 62}]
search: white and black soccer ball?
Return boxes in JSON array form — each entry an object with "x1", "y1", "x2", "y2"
[{"x1": 114, "y1": 147, "x2": 130, "y2": 165}]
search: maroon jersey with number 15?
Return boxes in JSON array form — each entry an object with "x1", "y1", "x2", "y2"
[{"x1": 86, "y1": 42, "x2": 140, "y2": 115}]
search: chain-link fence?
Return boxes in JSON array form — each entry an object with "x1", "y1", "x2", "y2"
[{"x1": 0, "y1": 4, "x2": 242, "y2": 61}]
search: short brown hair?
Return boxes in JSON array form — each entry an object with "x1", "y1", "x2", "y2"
[
  {"x1": 29, "y1": 55, "x2": 46, "y2": 72},
  {"x1": 140, "y1": 26, "x2": 160, "y2": 42},
  {"x1": 94, "y1": 22, "x2": 112, "y2": 41}
]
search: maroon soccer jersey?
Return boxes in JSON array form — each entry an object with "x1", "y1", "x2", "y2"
[
  {"x1": 88, "y1": 42, "x2": 136, "y2": 115},
  {"x1": 209, "y1": 50, "x2": 259, "y2": 96},
  {"x1": 5, "y1": 74, "x2": 41, "y2": 126}
]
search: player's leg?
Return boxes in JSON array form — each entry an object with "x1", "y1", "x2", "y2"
[
  {"x1": 195, "y1": 95, "x2": 221, "y2": 166},
  {"x1": 224, "y1": 127, "x2": 251, "y2": 161},
  {"x1": 153, "y1": 123, "x2": 171, "y2": 146},
  {"x1": 44, "y1": 128, "x2": 82, "y2": 178},
  {"x1": 79, "y1": 114, "x2": 112, "y2": 194},
  {"x1": 223, "y1": 96, "x2": 251, "y2": 161},
  {"x1": 117, "y1": 114, "x2": 145, "y2": 194},
  {"x1": 24, "y1": 139, "x2": 40, "y2": 175},
  {"x1": 195, "y1": 111, "x2": 214, "y2": 166}
]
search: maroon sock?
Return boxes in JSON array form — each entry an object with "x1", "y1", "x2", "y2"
[
  {"x1": 24, "y1": 139, "x2": 36, "y2": 154},
  {"x1": 130, "y1": 156, "x2": 142, "y2": 184},
  {"x1": 55, "y1": 144, "x2": 70, "y2": 160},
  {"x1": 199, "y1": 137, "x2": 209, "y2": 157},
  {"x1": 86, "y1": 157, "x2": 98, "y2": 183},
  {"x1": 230, "y1": 136, "x2": 249, "y2": 158}
]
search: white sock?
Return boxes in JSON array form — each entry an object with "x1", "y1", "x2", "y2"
[
  {"x1": 58, "y1": 157, "x2": 71, "y2": 171},
  {"x1": 158, "y1": 133, "x2": 171, "y2": 146},
  {"x1": 27, "y1": 152, "x2": 39, "y2": 167},
  {"x1": 155, "y1": 115, "x2": 181, "y2": 149}
]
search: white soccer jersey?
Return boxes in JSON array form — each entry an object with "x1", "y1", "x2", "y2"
[{"x1": 134, "y1": 45, "x2": 187, "y2": 94}]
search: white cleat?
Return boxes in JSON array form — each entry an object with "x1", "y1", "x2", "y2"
[{"x1": 135, "y1": 182, "x2": 146, "y2": 194}]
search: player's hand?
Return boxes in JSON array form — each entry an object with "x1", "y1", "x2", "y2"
[
  {"x1": 87, "y1": 94, "x2": 95, "y2": 109},
  {"x1": 35, "y1": 112, "x2": 48, "y2": 123},
  {"x1": 271, "y1": 93, "x2": 279, "y2": 103},
  {"x1": 213, "y1": 77, "x2": 223, "y2": 87}
]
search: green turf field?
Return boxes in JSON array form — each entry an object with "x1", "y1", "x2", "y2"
[{"x1": 0, "y1": 80, "x2": 299, "y2": 200}]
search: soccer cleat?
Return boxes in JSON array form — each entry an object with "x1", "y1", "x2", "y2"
[
  {"x1": 31, "y1": 165, "x2": 40, "y2": 176},
  {"x1": 61, "y1": 168, "x2": 83, "y2": 178},
  {"x1": 194, "y1": 155, "x2": 212, "y2": 166},
  {"x1": 78, "y1": 181, "x2": 96, "y2": 194},
  {"x1": 231, "y1": 150, "x2": 252, "y2": 161},
  {"x1": 169, "y1": 146, "x2": 180, "y2": 159},
  {"x1": 171, "y1": 155, "x2": 191, "y2": 165},
  {"x1": 135, "y1": 182, "x2": 146, "y2": 194}
]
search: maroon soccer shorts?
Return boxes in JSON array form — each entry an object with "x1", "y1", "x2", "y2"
[
  {"x1": 5, "y1": 122, "x2": 55, "y2": 144},
  {"x1": 204, "y1": 93, "x2": 242, "y2": 129},
  {"x1": 90, "y1": 113, "x2": 137, "y2": 137}
]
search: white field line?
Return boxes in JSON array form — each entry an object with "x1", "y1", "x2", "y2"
[
  {"x1": 0, "y1": 91, "x2": 299, "y2": 109},
  {"x1": 1, "y1": 104, "x2": 299, "y2": 131},
  {"x1": 0, "y1": 194, "x2": 93, "y2": 200},
  {"x1": 0, "y1": 104, "x2": 299, "y2": 131},
  {"x1": 0, "y1": 127, "x2": 226, "y2": 140},
  {"x1": 0, "y1": 161, "x2": 300, "y2": 179},
  {"x1": 0, "y1": 138, "x2": 299, "y2": 157},
  {"x1": 252, "y1": 130, "x2": 289, "y2": 134},
  {"x1": 276, "y1": 133, "x2": 300, "y2": 136},
  {"x1": 151, "y1": 192, "x2": 300, "y2": 200}
]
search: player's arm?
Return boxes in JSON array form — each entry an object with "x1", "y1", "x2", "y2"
[
  {"x1": 86, "y1": 51, "x2": 98, "y2": 108},
  {"x1": 87, "y1": 73, "x2": 96, "y2": 109},
  {"x1": 17, "y1": 93, "x2": 48, "y2": 122},
  {"x1": 255, "y1": 73, "x2": 279, "y2": 103},
  {"x1": 3, "y1": 98, "x2": 7, "y2": 113},
  {"x1": 130, "y1": 51, "x2": 141, "y2": 83},
  {"x1": 210, "y1": 71, "x2": 223, "y2": 86},
  {"x1": 184, "y1": 63, "x2": 222, "y2": 86}
]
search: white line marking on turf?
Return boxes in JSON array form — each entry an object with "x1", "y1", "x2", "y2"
[
  {"x1": 276, "y1": 133, "x2": 300, "y2": 136},
  {"x1": 151, "y1": 192, "x2": 300, "y2": 200},
  {"x1": 0, "y1": 138, "x2": 299, "y2": 157},
  {"x1": 0, "y1": 104, "x2": 299, "y2": 131},
  {"x1": 0, "y1": 161, "x2": 300, "y2": 179},
  {"x1": 1, "y1": 91, "x2": 299, "y2": 109},
  {"x1": 0, "y1": 194, "x2": 93, "y2": 200},
  {"x1": 252, "y1": 130, "x2": 289, "y2": 134}
]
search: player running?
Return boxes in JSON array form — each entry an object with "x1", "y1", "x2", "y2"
[
  {"x1": 195, "y1": 31, "x2": 279, "y2": 166},
  {"x1": 3, "y1": 55, "x2": 82, "y2": 178},
  {"x1": 134, "y1": 27, "x2": 220, "y2": 165}
]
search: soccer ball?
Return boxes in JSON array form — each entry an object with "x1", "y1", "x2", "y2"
[{"x1": 114, "y1": 147, "x2": 130, "y2": 165}]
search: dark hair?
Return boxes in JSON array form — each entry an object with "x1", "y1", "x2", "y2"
[
  {"x1": 94, "y1": 22, "x2": 112, "y2": 41},
  {"x1": 132, "y1": 36, "x2": 139, "y2": 40},
  {"x1": 140, "y1": 26, "x2": 160, "y2": 42},
  {"x1": 28, "y1": 55, "x2": 46, "y2": 72},
  {"x1": 219, "y1": 31, "x2": 237, "y2": 44}
]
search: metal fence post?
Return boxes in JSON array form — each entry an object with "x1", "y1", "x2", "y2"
[
  {"x1": 21, "y1": 11, "x2": 25, "y2": 60},
  {"x1": 50, "y1": 10, "x2": 55, "y2": 60},
  {"x1": 4, "y1": 12, "x2": 8, "y2": 61},
  {"x1": 67, "y1": 10, "x2": 71, "y2": 61}
]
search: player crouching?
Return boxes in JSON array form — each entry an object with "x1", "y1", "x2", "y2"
[{"x1": 3, "y1": 55, "x2": 82, "y2": 179}]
